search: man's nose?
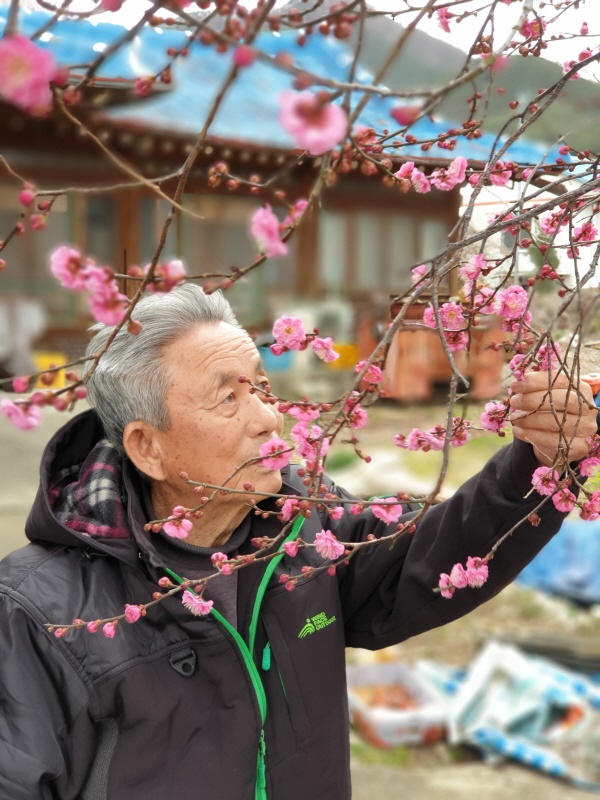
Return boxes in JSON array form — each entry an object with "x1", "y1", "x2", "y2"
[{"x1": 247, "y1": 390, "x2": 281, "y2": 436}]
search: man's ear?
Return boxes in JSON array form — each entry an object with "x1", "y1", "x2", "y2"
[{"x1": 123, "y1": 421, "x2": 166, "y2": 481}]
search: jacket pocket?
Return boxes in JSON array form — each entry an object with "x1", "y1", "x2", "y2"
[{"x1": 261, "y1": 612, "x2": 312, "y2": 755}]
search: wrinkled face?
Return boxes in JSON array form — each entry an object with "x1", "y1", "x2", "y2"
[{"x1": 155, "y1": 321, "x2": 283, "y2": 509}]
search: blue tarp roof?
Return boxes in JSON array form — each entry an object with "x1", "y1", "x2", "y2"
[{"x1": 1, "y1": 8, "x2": 562, "y2": 164}]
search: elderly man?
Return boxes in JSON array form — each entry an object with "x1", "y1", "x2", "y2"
[{"x1": 0, "y1": 283, "x2": 596, "y2": 800}]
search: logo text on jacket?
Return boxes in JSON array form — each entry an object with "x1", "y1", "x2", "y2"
[{"x1": 298, "y1": 611, "x2": 337, "y2": 638}]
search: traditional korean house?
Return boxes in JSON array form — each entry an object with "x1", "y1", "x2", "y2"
[{"x1": 0, "y1": 8, "x2": 562, "y2": 400}]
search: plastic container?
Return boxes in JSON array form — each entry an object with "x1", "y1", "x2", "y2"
[{"x1": 347, "y1": 661, "x2": 448, "y2": 748}]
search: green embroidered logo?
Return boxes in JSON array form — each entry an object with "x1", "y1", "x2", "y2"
[{"x1": 298, "y1": 611, "x2": 337, "y2": 638}]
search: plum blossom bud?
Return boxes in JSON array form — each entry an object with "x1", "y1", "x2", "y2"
[
  {"x1": 102, "y1": 621, "x2": 118, "y2": 638},
  {"x1": 19, "y1": 183, "x2": 36, "y2": 207},
  {"x1": 124, "y1": 604, "x2": 143, "y2": 624},
  {"x1": 233, "y1": 45, "x2": 257, "y2": 67},
  {"x1": 86, "y1": 620, "x2": 100, "y2": 633},
  {"x1": 11, "y1": 375, "x2": 29, "y2": 393}
]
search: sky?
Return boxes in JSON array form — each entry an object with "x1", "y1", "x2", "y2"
[{"x1": 22, "y1": 0, "x2": 598, "y2": 77}]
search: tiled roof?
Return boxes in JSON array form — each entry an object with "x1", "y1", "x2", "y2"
[{"x1": 1, "y1": 8, "x2": 561, "y2": 164}]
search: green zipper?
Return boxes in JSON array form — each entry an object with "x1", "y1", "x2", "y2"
[{"x1": 163, "y1": 514, "x2": 305, "y2": 800}]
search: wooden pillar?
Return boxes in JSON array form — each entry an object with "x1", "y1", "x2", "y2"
[
  {"x1": 115, "y1": 188, "x2": 141, "y2": 299},
  {"x1": 295, "y1": 201, "x2": 319, "y2": 299}
]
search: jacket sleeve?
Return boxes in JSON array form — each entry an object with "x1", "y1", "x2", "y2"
[
  {"x1": 0, "y1": 591, "x2": 90, "y2": 799},
  {"x1": 331, "y1": 439, "x2": 569, "y2": 649}
]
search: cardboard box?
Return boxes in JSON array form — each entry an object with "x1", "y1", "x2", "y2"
[{"x1": 347, "y1": 661, "x2": 448, "y2": 748}]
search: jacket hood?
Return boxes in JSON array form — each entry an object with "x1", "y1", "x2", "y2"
[{"x1": 25, "y1": 409, "x2": 141, "y2": 567}]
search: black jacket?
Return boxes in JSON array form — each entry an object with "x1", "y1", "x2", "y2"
[{"x1": 0, "y1": 410, "x2": 568, "y2": 799}]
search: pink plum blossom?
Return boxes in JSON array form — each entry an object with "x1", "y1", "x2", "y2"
[
  {"x1": 250, "y1": 205, "x2": 288, "y2": 258},
  {"x1": 182, "y1": 590, "x2": 214, "y2": 616},
  {"x1": 290, "y1": 422, "x2": 329, "y2": 469},
  {"x1": 279, "y1": 90, "x2": 347, "y2": 155},
  {"x1": 520, "y1": 17, "x2": 546, "y2": 38},
  {"x1": 488, "y1": 161, "x2": 513, "y2": 186},
  {"x1": 394, "y1": 162, "x2": 431, "y2": 194},
  {"x1": 411, "y1": 264, "x2": 429, "y2": 283},
  {"x1": 355, "y1": 360, "x2": 383, "y2": 384},
  {"x1": 438, "y1": 573, "x2": 455, "y2": 599},
  {"x1": 493, "y1": 285, "x2": 529, "y2": 320},
  {"x1": 465, "y1": 557, "x2": 489, "y2": 588},
  {"x1": 573, "y1": 221, "x2": 598, "y2": 244},
  {"x1": 259, "y1": 436, "x2": 292, "y2": 470},
  {"x1": 272, "y1": 315, "x2": 306, "y2": 350},
  {"x1": 531, "y1": 466, "x2": 560, "y2": 496},
  {"x1": 539, "y1": 209, "x2": 567, "y2": 236},
  {"x1": 394, "y1": 427, "x2": 443, "y2": 452},
  {"x1": 410, "y1": 168, "x2": 431, "y2": 194},
  {"x1": 146, "y1": 259, "x2": 186, "y2": 293},
  {"x1": 423, "y1": 302, "x2": 465, "y2": 331},
  {"x1": 50, "y1": 246, "x2": 87, "y2": 290},
  {"x1": 394, "y1": 418, "x2": 471, "y2": 452},
  {"x1": 449, "y1": 418, "x2": 471, "y2": 447},
  {"x1": 579, "y1": 457, "x2": 600, "y2": 478},
  {"x1": 124, "y1": 604, "x2": 142, "y2": 624},
  {"x1": 471, "y1": 285, "x2": 496, "y2": 315},
  {"x1": 449, "y1": 563, "x2": 469, "y2": 589},
  {"x1": 430, "y1": 157, "x2": 467, "y2": 191},
  {"x1": 460, "y1": 253, "x2": 487, "y2": 283},
  {"x1": 282, "y1": 198, "x2": 308, "y2": 227},
  {"x1": 445, "y1": 331, "x2": 469, "y2": 352},
  {"x1": 551, "y1": 487, "x2": 576, "y2": 513},
  {"x1": 287, "y1": 404, "x2": 320, "y2": 423},
  {"x1": 102, "y1": 621, "x2": 117, "y2": 638},
  {"x1": 535, "y1": 342, "x2": 562, "y2": 372},
  {"x1": 0, "y1": 35, "x2": 62, "y2": 115},
  {"x1": 210, "y1": 552, "x2": 229, "y2": 569},
  {"x1": 0, "y1": 399, "x2": 42, "y2": 430},
  {"x1": 163, "y1": 508, "x2": 192, "y2": 539},
  {"x1": 370, "y1": 498, "x2": 403, "y2": 524},
  {"x1": 344, "y1": 393, "x2": 368, "y2": 429},
  {"x1": 437, "y1": 7, "x2": 451, "y2": 33},
  {"x1": 314, "y1": 529, "x2": 345, "y2": 560},
  {"x1": 279, "y1": 497, "x2": 300, "y2": 521},
  {"x1": 509, "y1": 353, "x2": 527, "y2": 381},
  {"x1": 312, "y1": 336, "x2": 339, "y2": 363},
  {"x1": 283, "y1": 540, "x2": 299, "y2": 557},
  {"x1": 101, "y1": 0, "x2": 126, "y2": 9},
  {"x1": 87, "y1": 284, "x2": 129, "y2": 326},
  {"x1": 480, "y1": 402, "x2": 508, "y2": 433},
  {"x1": 580, "y1": 491, "x2": 600, "y2": 521},
  {"x1": 328, "y1": 506, "x2": 344, "y2": 521}
]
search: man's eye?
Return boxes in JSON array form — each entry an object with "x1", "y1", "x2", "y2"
[
  {"x1": 257, "y1": 378, "x2": 270, "y2": 392},
  {"x1": 222, "y1": 392, "x2": 236, "y2": 404}
]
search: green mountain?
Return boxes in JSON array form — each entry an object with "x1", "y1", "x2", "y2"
[
  {"x1": 277, "y1": 2, "x2": 600, "y2": 151},
  {"x1": 355, "y1": 13, "x2": 600, "y2": 151}
]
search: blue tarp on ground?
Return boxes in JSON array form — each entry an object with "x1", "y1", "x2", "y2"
[{"x1": 518, "y1": 518, "x2": 600, "y2": 605}]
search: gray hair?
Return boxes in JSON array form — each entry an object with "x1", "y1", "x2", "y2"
[{"x1": 84, "y1": 283, "x2": 239, "y2": 452}]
